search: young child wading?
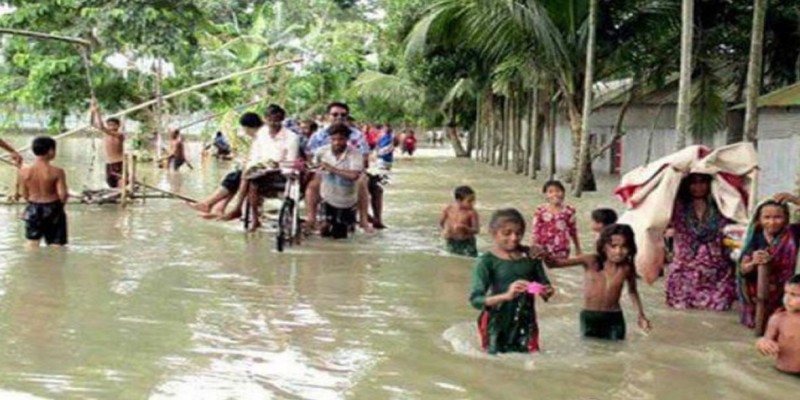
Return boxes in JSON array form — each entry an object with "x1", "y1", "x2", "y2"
[
  {"x1": 17, "y1": 137, "x2": 69, "y2": 248},
  {"x1": 543, "y1": 224, "x2": 651, "y2": 340},
  {"x1": 440, "y1": 186, "x2": 479, "y2": 257},
  {"x1": 756, "y1": 274, "x2": 800, "y2": 376},
  {"x1": 530, "y1": 180, "x2": 581, "y2": 260},
  {"x1": 469, "y1": 209, "x2": 554, "y2": 354}
]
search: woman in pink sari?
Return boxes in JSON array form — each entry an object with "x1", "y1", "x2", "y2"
[{"x1": 666, "y1": 174, "x2": 736, "y2": 310}]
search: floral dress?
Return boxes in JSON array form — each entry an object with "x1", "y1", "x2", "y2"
[
  {"x1": 531, "y1": 204, "x2": 577, "y2": 260},
  {"x1": 666, "y1": 200, "x2": 736, "y2": 310}
]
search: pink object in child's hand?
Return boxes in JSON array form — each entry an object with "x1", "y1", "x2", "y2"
[{"x1": 527, "y1": 282, "x2": 546, "y2": 295}]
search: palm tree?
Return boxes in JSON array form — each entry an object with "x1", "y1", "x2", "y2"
[
  {"x1": 573, "y1": 0, "x2": 598, "y2": 197},
  {"x1": 675, "y1": 0, "x2": 694, "y2": 149},
  {"x1": 744, "y1": 0, "x2": 768, "y2": 147}
]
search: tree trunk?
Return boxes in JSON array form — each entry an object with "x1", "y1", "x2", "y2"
[
  {"x1": 548, "y1": 97, "x2": 557, "y2": 180},
  {"x1": 590, "y1": 86, "x2": 635, "y2": 163},
  {"x1": 155, "y1": 58, "x2": 164, "y2": 161},
  {"x1": 573, "y1": 0, "x2": 599, "y2": 197},
  {"x1": 515, "y1": 90, "x2": 525, "y2": 174},
  {"x1": 744, "y1": 0, "x2": 768, "y2": 147},
  {"x1": 447, "y1": 105, "x2": 469, "y2": 157},
  {"x1": 675, "y1": 0, "x2": 694, "y2": 150},
  {"x1": 502, "y1": 95, "x2": 510, "y2": 170},
  {"x1": 489, "y1": 95, "x2": 497, "y2": 165},
  {"x1": 525, "y1": 88, "x2": 535, "y2": 176},
  {"x1": 475, "y1": 94, "x2": 482, "y2": 160}
]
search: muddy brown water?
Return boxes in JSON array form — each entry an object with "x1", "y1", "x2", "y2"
[{"x1": 0, "y1": 137, "x2": 796, "y2": 399}]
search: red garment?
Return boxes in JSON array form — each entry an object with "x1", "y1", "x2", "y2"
[
  {"x1": 365, "y1": 128, "x2": 379, "y2": 149},
  {"x1": 531, "y1": 204, "x2": 578, "y2": 260},
  {"x1": 404, "y1": 136, "x2": 417, "y2": 151}
]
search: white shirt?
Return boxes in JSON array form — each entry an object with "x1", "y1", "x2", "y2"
[
  {"x1": 247, "y1": 127, "x2": 299, "y2": 170},
  {"x1": 315, "y1": 145, "x2": 363, "y2": 208}
]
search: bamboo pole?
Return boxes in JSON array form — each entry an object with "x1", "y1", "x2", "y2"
[
  {"x1": 755, "y1": 263, "x2": 769, "y2": 336},
  {"x1": 175, "y1": 98, "x2": 263, "y2": 131},
  {"x1": 155, "y1": 59, "x2": 164, "y2": 162},
  {"x1": 1, "y1": 58, "x2": 302, "y2": 159},
  {"x1": 121, "y1": 154, "x2": 129, "y2": 206},
  {"x1": 0, "y1": 28, "x2": 91, "y2": 46},
  {"x1": 134, "y1": 179, "x2": 197, "y2": 203}
]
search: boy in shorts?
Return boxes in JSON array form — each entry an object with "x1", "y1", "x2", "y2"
[{"x1": 17, "y1": 137, "x2": 69, "y2": 247}]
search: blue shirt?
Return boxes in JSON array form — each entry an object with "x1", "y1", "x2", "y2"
[
  {"x1": 376, "y1": 133, "x2": 394, "y2": 163},
  {"x1": 305, "y1": 125, "x2": 370, "y2": 157}
]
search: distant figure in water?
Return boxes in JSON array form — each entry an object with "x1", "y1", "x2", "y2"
[
  {"x1": 542, "y1": 224, "x2": 651, "y2": 340},
  {"x1": 402, "y1": 130, "x2": 416, "y2": 156},
  {"x1": 756, "y1": 274, "x2": 800, "y2": 376},
  {"x1": 167, "y1": 129, "x2": 187, "y2": 171},
  {"x1": 439, "y1": 185, "x2": 479, "y2": 257},
  {"x1": 17, "y1": 136, "x2": 68, "y2": 248},
  {"x1": 469, "y1": 208, "x2": 554, "y2": 354},
  {"x1": 212, "y1": 131, "x2": 232, "y2": 158}
]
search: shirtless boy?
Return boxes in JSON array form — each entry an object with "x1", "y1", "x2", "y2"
[
  {"x1": 757, "y1": 274, "x2": 800, "y2": 375},
  {"x1": 17, "y1": 137, "x2": 68, "y2": 247},
  {"x1": 90, "y1": 100, "x2": 125, "y2": 188},
  {"x1": 542, "y1": 224, "x2": 651, "y2": 340},
  {"x1": 439, "y1": 185, "x2": 480, "y2": 257},
  {"x1": 167, "y1": 129, "x2": 187, "y2": 171}
]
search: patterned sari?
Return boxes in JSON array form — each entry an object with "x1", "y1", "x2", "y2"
[
  {"x1": 666, "y1": 199, "x2": 736, "y2": 310},
  {"x1": 736, "y1": 209, "x2": 800, "y2": 328}
]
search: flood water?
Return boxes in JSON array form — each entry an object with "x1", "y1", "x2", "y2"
[{"x1": 0, "y1": 137, "x2": 796, "y2": 399}]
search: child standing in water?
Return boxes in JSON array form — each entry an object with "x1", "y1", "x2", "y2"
[
  {"x1": 542, "y1": 224, "x2": 651, "y2": 340},
  {"x1": 530, "y1": 180, "x2": 581, "y2": 260},
  {"x1": 17, "y1": 137, "x2": 69, "y2": 247},
  {"x1": 440, "y1": 186, "x2": 480, "y2": 257},
  {"x1": 590, "y1": 208, "x2": 618, "y2": 236},
  {"x1": 756, "y1": 274, "x2": 800, "y2": 375},
  {"x1": 738, "y1": 195, "x2": 800, "y2": 329},
  {"x1": 470, "y1": 209, "x2": 554, "y2": 354}
]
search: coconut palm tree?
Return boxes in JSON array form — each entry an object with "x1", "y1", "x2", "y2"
[
  {"x1": 675, "y1": 0, "x2": 694, "y2": 149},
  {"x1": 744, "y1": 0, "x2": 768, "y2": 146}
]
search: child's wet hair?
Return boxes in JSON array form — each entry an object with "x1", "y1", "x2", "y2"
[
  {"x1": 106, "y1": 117, "x2": 121, "y2": 126},
  {"x1": 542, "y1": 180, "x2": 565, "y2": 193},
  {"x1": 32, "y1": 136, "x2": 56, "y2": 156},
  {"x1": 591, "y1": 208, "x2": 618, "y2": 226},
  {"x1": 789, "y1": 274, "x2": 800, "y2": 285},
  {"x1": 755, "y1": 200, "x2": 790, "y2": 223},
  {"x1": 489, "y1": 208, "x2": 526, "y2": 233},
  {"x1": 454, "y1": 186, "x2": 475, "y2": 201},
  {"x1": 596, "y1": 224, "x2": 636, "y2": 269}
]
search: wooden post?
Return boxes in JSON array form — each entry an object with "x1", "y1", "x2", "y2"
[
  {"x1": 121, "y1": 154, "x2": 129, "y2": 206},
  {"x1": 128, "y1": 154, "x2": 137, "y2": 204},
  {"x1": 755, "y1": 263, "x2": 769, "y2": 336}
]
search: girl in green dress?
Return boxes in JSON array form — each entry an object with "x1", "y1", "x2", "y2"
[{"x1": 470, "y1": 208, "x2": 555, "y2": 354}]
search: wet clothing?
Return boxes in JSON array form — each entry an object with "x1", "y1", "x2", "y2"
[
  {"x1": 320, "y1": 202, "x2": 356, "y2": 239},
  {"x1": 168, "y1": 156, "x2": 185, "y2": 171},
  {"x1": 667, "y1": 200, "x2": 736, "y2": 311},
  {"x1": 314, "y1": 145, "x2": 363, "y2": 209},
  {"x1": 737, "y1": 221, "x2": 800, "y2": 328},
  {"x1": 446, "y1": 237, "x2": 478, "y2": 257},
  {"x1": 531, "y1": 204, "x2": 578, "y2": 260},
  {"x1": 23, "y1": 201, "x2": 67, "y2": 245},
  {"x1": 220, "y1": 170, "x2": 242, "y2": 193},
  {"x1": 580, "y1": 310, "x2": 626, "y2": 340},
  {"x1": 470, "y1": 251, "x2": 551, "y2": 354},
  {"x1": 376, "y1": 133, "x2": 394, "y2": 170},
  {"x1": 105, "y1": 162, "x2": 123, "y2": 188},
  {"x1": 402, "y1": 136, "x2": 417, "y2": 155}
]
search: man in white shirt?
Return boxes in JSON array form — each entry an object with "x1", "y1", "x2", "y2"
[
  {"x1": 306, "y1": 122, "x2": 372, "y2": 233},
  {"x1": 223, "y1": 104, "x2": 300, "y2": 229}
]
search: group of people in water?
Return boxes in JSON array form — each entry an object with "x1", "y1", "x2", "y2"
[
  {"x1": 1, "y1": 100, "x2": 798, "y2": 376},
  {"x1": 439, "y1": 177, "x2": 799, "y2": 375}
]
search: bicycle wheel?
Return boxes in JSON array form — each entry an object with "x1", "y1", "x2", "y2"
[{"x1": 276, "y1": 198, "x2": 295, "y2": 252}]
